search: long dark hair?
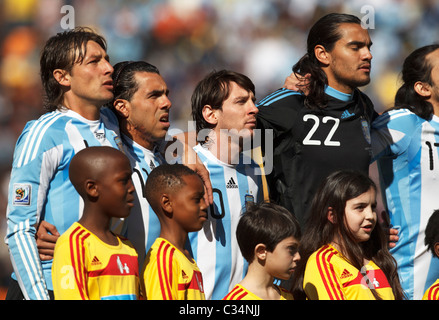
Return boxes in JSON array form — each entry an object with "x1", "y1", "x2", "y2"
[
  {"x1": 292, "y1": 13, "x2": 362, "y2": 110},
  {"x1": 393, "y1": 44, "x2": 439, "y2": 120},
  {"x1": 40, "y1": 27, "x2": 107, "y2": 112},
  {"x1": 291, "y1": 170, "x2": 405, "y2": 300}
]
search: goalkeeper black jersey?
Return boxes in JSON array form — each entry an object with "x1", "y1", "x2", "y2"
[{"x1": 256, "y1": 86, "x2": 377, "y2": 226}]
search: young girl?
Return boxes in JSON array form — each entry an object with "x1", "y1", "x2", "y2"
[{"x1": 291, "y1": 170, "x2": 405, "y2": 300}]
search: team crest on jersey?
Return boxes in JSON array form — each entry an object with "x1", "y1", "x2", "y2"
[
  {"x1": 361, "y1": 119, "x2": 371, "y2": 144},
  {"x1": 114, "y1": 136, "x2": 124, "y2": 151},
  {"x1": 13, "y1": 183, "x2": 31, "y2": 206}
]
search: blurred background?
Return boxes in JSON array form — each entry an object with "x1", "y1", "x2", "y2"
[{"x1": 0, "y1": 0, "x2": 438, "y2": 298}]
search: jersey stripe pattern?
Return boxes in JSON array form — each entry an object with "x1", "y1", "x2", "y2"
[
  {"x1": 52, "y1": 222, "x2": 139, "y2": 300},
  {"x1": 304, "y1": 245, "x2": 395, "y2": 300},
  {"x1": 223, "y1": 284, "x2": 293, "y2": 300},
  {"x1": 142, "y1": 238, "x2": 205, "y2": 300},
  {"x1": 422, "y1": 279, "x2": 439, "y2": 300},
  {"x1": 371, "y1": 109, "x2": 439, "y2": 299},
  {"x1": 6, "y1": 108, "x2": 122, "y2": 300},
  {"x1": 119, "y1": 135, "x2": 164, "y2": 266},
  {"x1": 188, "y1": 144, "x2": 265, "y2": 300}
]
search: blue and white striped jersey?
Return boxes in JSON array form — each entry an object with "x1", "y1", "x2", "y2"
[
  {"x1": 188, "y1": 144, "x2": 266, "y2": 300},
  {"x1": 5, "y1": 108, "x2": 122, "y2": 300},
  {"x1": 372, "y1": 108, "x2": 439, "y2": 300},
  {"x1": 120, "y1": 135, "x2": 164, "y2": 266}
]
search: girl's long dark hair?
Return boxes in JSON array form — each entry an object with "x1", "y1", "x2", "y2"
[
  {"x1": 292, "y1": 13, "x2": 362, "y2": 110},
  {"x1": 291, "y1": 170, "x2": 405, "y2": 300},
  {"x1": 392, "y1": 44, "x2": 439, "y2": 120}
]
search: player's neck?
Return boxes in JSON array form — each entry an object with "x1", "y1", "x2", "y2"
[
  {"x1": 326, "y1": 75, "x2": 355, "y2": 95},
  {"x1": 207, "y1": 130, "x2": 242, "y2": 165},
  {"x1": 62, "y1": 95, "x2": 102, "y2": 120},
  {"x1": 122, "y1": 126, "x2": 155, "y2": 151},
  {"x1": 431, "y1": 100, "x2": 439, "y2": 117}
]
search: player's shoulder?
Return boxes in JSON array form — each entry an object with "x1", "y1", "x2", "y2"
[
  {"x1": 21, "y1": 111, "x2": 67, "y2": 133},
  {"x1": 356, "y1": 89, "x2": 376, "y2": 111},
  {"x1": 26, "y1": 110, "x2": 83, "y2": 138},
  {"x1": 13, "y1": 112, "x2": 71, "y2": 165},
  {"x1": 100, "y1": 106, "x2": 119, "y2": 127},
  {"x1": 257, "y1": 88, "x2": 304, "y2": 108},
  {"x1": 373, "y1": 107, "x2": 424, "y2": 129}
]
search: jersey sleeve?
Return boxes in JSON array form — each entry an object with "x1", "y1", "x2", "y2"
[
  {"x1": 371, "y1": 109, "x2": 420, "y2": 161},
  {"x1": 5, "y1": 116, "x2": 63, "y2": 300}
]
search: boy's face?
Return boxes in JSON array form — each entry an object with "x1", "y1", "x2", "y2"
[
  {"x1": 97, "y1": 155, "x2": 135, "y2": 219},
  {"x1": 169, "y1": 174, "x2": 208, "y2": 232},
  {"x1": 265, "y1": 236, "x2": 300, "y2": 281}
]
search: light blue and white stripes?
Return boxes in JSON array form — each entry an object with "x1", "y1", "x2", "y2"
[{"x1": 6, "y1": 109, "x2": 122, "y2": 300}]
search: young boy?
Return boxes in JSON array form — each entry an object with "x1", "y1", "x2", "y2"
[
  {"x1": 223, "y1": 202, "x2": 301, "y2": 300},
  {"x1": 423, "y1": 210, "x2": 439, "y2": 300},
  {"x1": 51, "y1": 146, "x2": 139, "y2": 300},
  {"x1": 141, "y1": 164, "x2": 207, "y2": 300}
]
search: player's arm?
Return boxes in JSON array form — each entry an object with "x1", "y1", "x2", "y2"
[
  {"x1": 6, "y1": 123, "x2": 61, "y2": 300},
  {"x1": 283, "y1": 72, "x2": 311, "y2": 94},
  {"x1": 36, "y1": 220, "x2": 60, "y2": 260},
  {"x1": 6, "y1": 135, "x2": 52, "y2": 299},
  {"x1": 162, "y1": 132, "x2": 213, "y2": 206}
]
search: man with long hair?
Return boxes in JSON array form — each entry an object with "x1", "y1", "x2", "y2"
[
  {"x1": 257, "y1": 13, "x2": 377, "y2": 227},
  {"x1": 5, "y1": 27, "x2": 121, "y2": 300},
  {"x1": 371, "y1": 44, "x2": 439, "y2": 299}
]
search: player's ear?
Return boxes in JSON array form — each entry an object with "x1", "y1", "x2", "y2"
[
  {"x1": 314, "y1": 44, "x2": 330, "y2": 66},
  {"x1": 202, "y1": 105, "x2": 218, "y2": 126},
  {"x1": 53, "y1": 69, "x2": 71, "y2": 87},
  {"x1": 255, "y1": 243, "x2": 267, "y2": 261},
  {"x1": 414, "y1": 81, "x2": 432, "y2": 99},
  {"x1": 113, "y1": 99, "x2": 130, "y2": 118}
]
